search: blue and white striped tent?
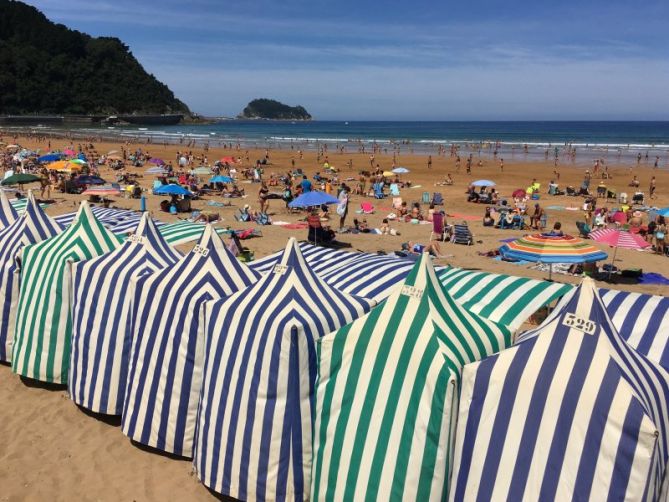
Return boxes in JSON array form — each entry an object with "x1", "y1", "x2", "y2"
[
  {"x1": 0, "y1": 189, "x2": 18, "y2": 229},
  {"x1": 251, "y1": 244, "x2": 570, "y2": 330},
  {"x1": 69, "y1": 213, "x2": 181, "y2": 415},
  {"x1": 0, "y1": 192, "x2": 61, "y2": 362},
  {"x1": 53, "y1": 206, "x2": 140, "y2": 229},
  {"x1": 194, "y1": 237, "x2": 375, "y2": 501},
  {"x1": 601, "y1": 289, "x2": 669, "y2": 372},
  {"x1": 450, "y1": 278, "x2": 669, "y2": 501},
  {"x1": 122, "y1": 225, "x2": 259, "y2": 457}
]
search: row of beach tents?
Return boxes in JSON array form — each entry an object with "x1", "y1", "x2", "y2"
[{"x1": 0, "y1": 193, "x2": 668, "y2": 500}]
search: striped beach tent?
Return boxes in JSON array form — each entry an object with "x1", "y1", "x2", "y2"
[
  {"x1": 53, "y1": 206, "x2": 140, "y2": 229},
  {"x1": 156, "y1": 221, "x2": 230, "y2": 246},
  {"x1": 0, "y1": 189, "x2": 18, "y2": 228},
  {"x1": 252, "y1": 245, "x2": 570, "y2": 329},
  {"x1": 0, "y1": 192, "x2": 62, "y2": 362},
  {"x1": 69, "y1": 213, "x2": 181, "y2": 415},
  {"x1": 450, "y1": 277, "x2": 669, "y2": 501},
  {"x1": 122, "y1": 225, "x2": 259, "y2": 457},
  {"x1": 194, "y1": 237, "x2": 374, "y2": 501},
  {"x1": 602, "y1": 289, "x2": 669, "y2": 372},
  {"x1": 12, "y1": 201, "x2": 121, "y2": 383},
  {"x1": 311, "y1": 253, "x2": 511, "y2": 502},
  {"x1": 438, "y1": 267, "x2": 571, "y2": 330}
]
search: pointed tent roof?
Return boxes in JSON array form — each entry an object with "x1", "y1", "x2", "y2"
[
  {"x1": 0, "y1": 189, "x2": 18, "y2": 229},
  {"x1": 0, "y1": 192, "x2": 62, "y2": 362},
  {"x1": 310, "y1": 253, "x2": 510, "y2": 502},
  {"x1": 70, "y1": 213, "x2": 182, "y2": 415},
  {"x1": 194, "y1": 237, "x2": 375, "y2": 500},
  {"x1": 122, "y1": 225, "x2": 259, "y2": 457},
  {"x1": 12, "y1": 200, "x2": 121, "y2": 384},
  {"x1": 450, "y1": 278, "x2": 669, "y2": 501}
]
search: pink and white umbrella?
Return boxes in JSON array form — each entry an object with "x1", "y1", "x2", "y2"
[
  {"x1": 64, "y1": 149, "x2": 76, "y2": 156},
  {"x1": 589, "y1": 228, "x2": 651, "y2": 278}
]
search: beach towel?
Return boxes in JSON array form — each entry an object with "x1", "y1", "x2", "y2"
[
  {"x1": 639, "y1": 272, "x2": 669, "y2": 285},
  {"x1": 546, "y1": 205, "x2": 565, "y2": 210},
  {"x1": 448, "y1": 212, "x2": 480, "y2": 222},
  {"x1": 276, "y1": 222, "x2": 308, "y2": 229}
]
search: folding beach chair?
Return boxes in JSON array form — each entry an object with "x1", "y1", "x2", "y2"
[
  {"x1": 432, "y1": 192, "x2": 444, "y2": 205},
  {"x1": 421, "y1": 191, "x2": 431, "y2": 204},
  {"x1": 576, "y1": 221, "x2": 592, "y2": 238},
  {"x1": 389, "y1": 183, "x2": 400, "y2": 197},
  {"x1": 451, "y1": 223, "x2": 473, "y2": 245},
  {"x1": 373, "y1": 182, "x2": 385, "y2": 199}
]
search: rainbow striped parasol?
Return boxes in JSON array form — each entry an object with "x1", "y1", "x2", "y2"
[{"x1": 500, "y1": 234, "x2": 608, "y2": 279}]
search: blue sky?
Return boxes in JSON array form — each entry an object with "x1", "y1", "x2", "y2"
[{"x1": 26, "y1": 0, "x2": 669, "y2": 120}]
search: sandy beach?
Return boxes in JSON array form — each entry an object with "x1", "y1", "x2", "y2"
[{"x1": 1, "y1": 131, "x2": 668, "y2": 500}]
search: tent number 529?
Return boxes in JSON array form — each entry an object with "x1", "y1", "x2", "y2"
[{"x1": 563, "y1": 313, "x2": 596, "y2": 335}]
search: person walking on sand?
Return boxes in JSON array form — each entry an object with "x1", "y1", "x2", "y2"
[
  {"x1": 650, "y1": 176, "x2": 657, "y2": 199},
  {"x1": 499, "y1": 158, "x2": 504, "y2": 172},
  {"x1": 428, "y1": 155, "x2": 432, "y2": 169}
]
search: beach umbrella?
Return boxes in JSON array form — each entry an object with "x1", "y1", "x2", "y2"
[
  {"x1": 107, "y1": 150, "x2": 119, "y2": 155},
  {"x1": 382, "y1": 170, "x2": 394, "y2": 177},
  {"x1": 70, "y1": 213, "x2": 181, "y2": 415},
  {"x1": 209, "y1": 175, "x2": 233, "y2": 184},
  {"x1": 154, "y1": 184, "x2": 193, "y2": 196},
  {"x1": 392, "y1": 166, "x2": 410, "y2": 174},
  {"x1": 450, "y1": 278, "x2": 669, "y2": 502},
  {"x1": 68, "y1": 158, "x2": 87, "y2": 165},
  {"x1": 148, "y1": 158, "x2": 165, "y2": 165},
  {"x1": 471, "y1": 179, "x2": 496, "y2": 187},
  {"x1": 512, "y1": 188, "x2": 526, "y2": 198},
  {"x1": 47, "y1": 160, "x2": 82, "y2": 172},
  {"x1": 107, "y1": 154, "x2": 122, "y2": 161},
  {"x1": 0, "y1": 173, "x2": 41, "y2": 186},
  {"x1": 289, "y1": 190, "x2": 340, "y2": 208},
  {"x1": 193, "y1": 166, "x2": 211, "y2": 175},
  {"x1": 194, "y1": 238, "x2": 374, "y2": 500},
  {"x1": 82, "y1": 185, "x2": 121, "y2": 197},
  {"x1": 38, "y1": 153, "x2": 62, "y2": 163},
  {"x1": 589, "y1": 228, "x2": 651, "y2": 279},
  {"x1": 500, "y1": 234, "x2": 607, "y2": 279},
  {"x1": 123, "y1": 226, "x2": 260, "y2": 456},
  {"x1": 656, "y1": 207, "x2": 669, "y2": 217},
  {"x1": 77, "y1": 153, "x2": 87, "y2": 161},
  {"x1": 311, "y1": 253, "x2": 508, "y2": 502},
  {"x1": 75, "y1": 175, "x2": 106, "y2": 185},
  {"x1": 12, "y1": 201, "x2": 121, "y2": 383},
  {"x1": 5, "y1": 145, "x2": 19, "y2": 151},
  {"x1": 220, "y1": 156, "x2": 236, "y2": 163},
  {"x1": 64, "y1": 149, "x2": 76, "y2": 156}
]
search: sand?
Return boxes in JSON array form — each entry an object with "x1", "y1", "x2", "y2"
[{"x1": 0, "y1": 132, "x2": 667, "y2": 500}]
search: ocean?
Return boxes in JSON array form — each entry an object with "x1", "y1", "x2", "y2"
[{"x1": 7, "y1": 120, "x2": 669, "y2": 164}]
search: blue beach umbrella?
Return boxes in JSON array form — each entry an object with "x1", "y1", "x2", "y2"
[
  {"x1": 75, "y1": 175, "x2": 106, "y2": 185},
  {"x1": 656, "y1": 207, "x2": 669, "y2": 217},
  {"x1": 209, "y1": 175, "x2": 234, "y2": 184},
  {"x1": 154, "y1": 184, "x2": 193, "y2": 196},
  {"x1": 288, "y1": 190, "x2": 340, "y2": 208},
  {"x1": 471, "y1": 179, "x2": 496, "y2": 187},
  {"x1": 38, "y1": 154, "x2": 63, "y2": 163}
]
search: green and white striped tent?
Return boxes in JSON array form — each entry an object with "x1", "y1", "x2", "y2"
[
  {"x1": 157, "y1": 221, "x2": 231, "y2": 246},
  {"x1": 311, "y1": 253, "x2": 512, "y2": 502},
  {"x1": 12, "y1": 201, "x2": 121, "y2": 383}
]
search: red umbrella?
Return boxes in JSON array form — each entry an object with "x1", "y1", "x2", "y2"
[
  {"x1": 611, "y1": 211, "x2": 627, "y2": 224},
  {"x1": 220, "y1": 156, "x2": 236, "y2": 163},
  {"x1": 512, "y1": 189, "x2": 526, "y2": 198}
]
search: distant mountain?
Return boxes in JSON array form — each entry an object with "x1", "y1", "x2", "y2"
[
  {"x1": 0, "y1": 0, "x2": 190, "y2": 116},
  {"x1": 240, "y1": 99, "x2": 312, "y2": 120}
]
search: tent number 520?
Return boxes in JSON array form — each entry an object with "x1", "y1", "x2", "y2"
[{"x1": 563, "y1": 313, "x2": 596, "y2": 335}]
